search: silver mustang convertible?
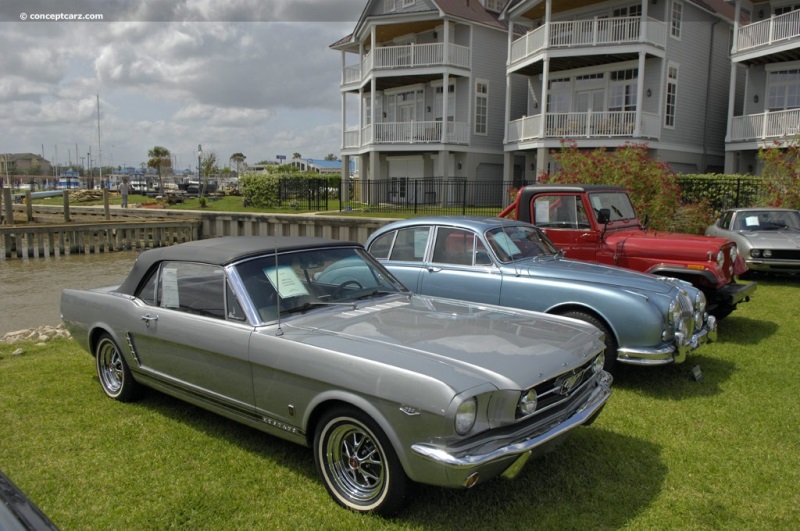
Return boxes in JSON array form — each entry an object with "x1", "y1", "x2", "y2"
[
  {"x1": 61, "y1": 236, "x2": 612, "y2": 515},
  {"x1": 365, "y1": 217, "x2": 718, "y2": 372}
]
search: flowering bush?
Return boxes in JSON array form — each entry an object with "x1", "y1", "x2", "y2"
[
  {"x1": 539, "y1": 140, "x2": 714, "y2": 233},
  {"x1": 758, "y1": 139, "x2": 800, "y2": 209}
]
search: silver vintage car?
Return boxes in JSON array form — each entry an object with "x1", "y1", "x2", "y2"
[
  {"x1": 365, "y1": 217, "x2": 717, "y2": 372},
  {"x1": 60, "y1": 236, "x2": 611, "y2": 515},
  {"x1": 706, "y1": 208, "x2": 800, "y2": 275}
]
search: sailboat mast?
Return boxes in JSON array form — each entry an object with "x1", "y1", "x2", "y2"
[{"x1": 96, "y1": 94, "x2": 102, "y2": 182}]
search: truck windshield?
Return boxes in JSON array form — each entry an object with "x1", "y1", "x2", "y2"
[{"x1": 588, "y1": 192, "x2": 637, "y2": 222}]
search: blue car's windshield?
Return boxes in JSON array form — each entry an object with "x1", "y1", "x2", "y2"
[
  {"x1": 235, "y1": 247, "x2": 406, "y2": 322},
  {"x1": 485, "y1": 225, "x2": 560, "y2": 263}
]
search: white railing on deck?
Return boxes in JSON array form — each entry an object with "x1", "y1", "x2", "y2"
[
  {"x1": 507, "y1": 111, "x2": 644, "y2": 142},
  {"x1": 736, "y1": 10, "x2": 800, "y2": 52},
  {"x1": 342, "y1": 43, "x2": 470, "y2": 85},
  {"x1": 343, "y1": 121, "x2": 470, "y2": 148},
  {"x1": 510, "y1": 17, "x2": 666, "y2": 67},
  {"x1": 730, "y1": 109, "x2": 800, "y2": 141}
]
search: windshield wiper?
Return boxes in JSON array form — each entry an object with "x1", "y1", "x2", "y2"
[
  {"x1": 354, "y1": 289, "x2": 396, "y2": 300},
  {"x1": 281, "y1": 301, "x2": 356, "y2": 314}
]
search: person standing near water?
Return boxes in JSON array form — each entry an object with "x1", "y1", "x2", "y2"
[{"x1": 118, "y1": 178, "x2": 131, "y2": 208}]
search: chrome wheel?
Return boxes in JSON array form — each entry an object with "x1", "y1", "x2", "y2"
[
  {"x1": 95, "y1": 333, "x2": 138, "y2": 402},
  {"x1": 314, "y1": 408, "x2": 408, "y2": 514}
]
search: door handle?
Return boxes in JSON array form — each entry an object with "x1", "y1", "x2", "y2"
[
  {"x1": 427, "y1": 266, "x2": 442, "y2": 272},
  {"x1": 141, "y1": 314, "x2": 158, "y2": 327}
]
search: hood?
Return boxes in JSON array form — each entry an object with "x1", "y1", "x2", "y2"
[
  {"x1": 513, "y1": 256, "x2": 675, "y2": 295},
  {"x1": 606, "y1": 229, "x2": 731, "y2": 260},
  {"x1": 280, "y1": 295, "x2": 604, "y2": 391},
  {"x1": 741, "y1": 229, "x2": 800, "y2": 249}
]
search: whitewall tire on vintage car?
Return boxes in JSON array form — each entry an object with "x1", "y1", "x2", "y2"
[
  {"x1": 313, "y1": 407, "x2": 409, "y2": 515},
  {"x1": 95, "y1": 333, "x2": 139, "y2": 402}
]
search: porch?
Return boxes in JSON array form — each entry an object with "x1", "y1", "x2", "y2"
[
  {"x1": 509, "y1": 16, "x2": 667, "y2": 69},
  {"x1": 729, "y1": 108, "x2": 800, "y2": 142},
  {"x1": 343, "y1": 121, "x2": 470, "y2": 149},
  {"x1": 506, "y1": 111, "x2": 661, "y2": 142},
  {"x1": 735, "y1": 10, "x2": 800, "y2": 56},
  {"x1": 342, "y1": 43, "x2": 471, "y2": 87}
]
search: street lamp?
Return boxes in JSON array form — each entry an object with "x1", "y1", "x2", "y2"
[{"x1": 197, "y1": 144, "x2": 203, "y2": 197}]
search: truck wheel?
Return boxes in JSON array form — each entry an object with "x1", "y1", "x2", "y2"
[
  {"x1": 560, "y1": 311, "x2": 617, "y2": 373},
  {"x1": 314, "y1": 407, "x2": 410, "y2": 515},
  {"x1": 95, "y1": 333, "x2": 139, "y2": 402}
]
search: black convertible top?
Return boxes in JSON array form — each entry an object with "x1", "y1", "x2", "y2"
[{"x1": 116, "y1": 236, "x2": 358, "y2": 295}]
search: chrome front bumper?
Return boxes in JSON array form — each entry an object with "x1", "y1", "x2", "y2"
[
  {"x1": 616, "y1": 315, "x2": 718, "y2": 366},
  {"x1": 409, "y1": 371, "x2": 612, "y2": 488}
]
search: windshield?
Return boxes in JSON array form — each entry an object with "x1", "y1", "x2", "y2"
[
  {"x1": 485, "y1": 225, "x2": 560, "y2": 263},
  {"x1": 588, "y1": 192, "x2": 638, "y2": 222},
  {"x1": 235, "y1": 247, "x2": 407, "y2": 322},
  {"x1": 734, "y1": 210, "x2": 800, "y2": 231}
]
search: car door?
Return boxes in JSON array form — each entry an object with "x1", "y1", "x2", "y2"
[
  {"x1": 531, "y1": 193, "x2": 601, "y2": 261},
  {"x1": 130, "y1": 261, "x2": 255, "y2": 410},
  {"x1": 367, "y1": 226, "x2": 430, "y2": 291},
  {"x1": 417, "y1": 226, "x2": 502, "y2": 305}
]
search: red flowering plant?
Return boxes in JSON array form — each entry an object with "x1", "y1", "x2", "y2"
[
  {"x1": 538, "y1": 140, "x2": 713, "y2": 233},
  {"x1": 758, "y1": 139, "x2": 800, "y2": 210}
]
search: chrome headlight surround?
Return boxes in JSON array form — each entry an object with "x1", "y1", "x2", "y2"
[
  {"x1": 455, "y1": 397, "x2": 477, "y2": 435},
  {"x1": 751, "y1": 249, "x2": 761, "y2": 258},
  {"x1": 763, "y1": 249, "x2": 773, "y2": 258},
  {"x1": 729, "y1": 245, "x2": 737, "y2": 261},
  {"x1": 716, "y1": 250, "x2": 725, "y2": 267},
  {"x1": 668, "y1": 299, "x2": 681, "y2": 325},
  {"x1": 517, "y1": 389, "x2": 538, "y2": 417},
  {"x1": 694, "y1": 291, "x2": 707, "y2": 327}
]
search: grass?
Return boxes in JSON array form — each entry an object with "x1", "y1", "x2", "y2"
[{"x1": 1, "y1": 276, "x2": 799, "y2": 529}]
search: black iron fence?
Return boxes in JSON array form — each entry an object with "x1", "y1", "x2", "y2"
[
  {"x1": 341, "y1": 178, "x2": 521, "y2": 215},
  {"x1": 676, "y1": 176, "x2": 763, "y2": 212}
]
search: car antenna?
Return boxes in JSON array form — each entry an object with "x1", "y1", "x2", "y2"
[{"x1": 274, "y1": 236, "x2": 283, "y2": 337}]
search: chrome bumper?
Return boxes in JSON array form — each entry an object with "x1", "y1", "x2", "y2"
[
  {"x1": 617, "y1": 315, "x2": 717, "y2": 366},
  {"x1": 409, "y1": 372, "x2": 612, "y2": 487}
]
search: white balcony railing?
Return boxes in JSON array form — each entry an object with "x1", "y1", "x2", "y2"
[
  {"x1": 729, "y1": 108, "x2": 800, "y2": 142},
  {"x1": 343, "y1": 121, "x2": 470, "y2": 148},
  {"x1": 736, "y1": 10, "x2": 800, "y2": 53},
  {"x1": 341, "y1": 43, "x2": 470, "y2": 86},
  {"x1": 510, "y1": 17, "x2": 666, "y2": 67},
  {"x1": 507, "y1": 110, "x2": 658, "y2": 142}
]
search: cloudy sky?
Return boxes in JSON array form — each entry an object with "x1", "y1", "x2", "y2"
[{"x1": 0, "y1": 0, "x2": 366, "y2": 173}]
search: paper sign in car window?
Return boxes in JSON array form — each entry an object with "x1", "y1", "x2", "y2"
[
  {"x1": 263, "y1": 266, "x2": 309, "y2": 298},
  {"x1": 161, "y1": 267, "x2": 180, "y2": 308},
  {"x1": 745, "y1": 216, "x2": 759, "y2": 227},
  {"x1": 492, "y1": 231, "x2": 522, "y2": 257},
  {"x1": 534, "y1": 199, "x2": 550, "y2": 223}
]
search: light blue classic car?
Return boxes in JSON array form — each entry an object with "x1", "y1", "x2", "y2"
[{"x1": 364, "y1": 217, "x2": 717, "y2": 372}]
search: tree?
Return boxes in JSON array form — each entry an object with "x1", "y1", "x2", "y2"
[
  {"x1": 147, "y1": 146, "x2": 171, "y2": 194},
  {"x1": 324, "y1": 153, "x2": 338, "y2": 161},
  {"x1": 759, "y1": 139, "x2": 800, "y2": 209},
  {"x1": 292, "y1": 152, "x2": 302, "y2": 160},
  {"x1": 230, "y1": 152, "x2": 246, "y2": 177}
]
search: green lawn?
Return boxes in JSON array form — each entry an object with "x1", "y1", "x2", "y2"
[{"x1": 1, "y1": 276, "x2": 798, "y2": 530}]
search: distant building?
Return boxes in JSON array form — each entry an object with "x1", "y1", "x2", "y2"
[
  {"x1": 290, "y1": 158, "x2": 356, "y2": 175},
  {"x1": 3, "y1": 153, "x2": 52, "y2": 175}
]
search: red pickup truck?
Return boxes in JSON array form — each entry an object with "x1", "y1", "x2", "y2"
[{"x1": 500, "y1": 184, "x2": 756, "y2": 318}]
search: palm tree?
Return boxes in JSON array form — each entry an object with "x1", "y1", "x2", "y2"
[
  {"x1": 147, "y1": 146, "x2": 171, "y2": 194},
  {"x1": 230, "y1": 152, "x2": 246, "y2": 177}
]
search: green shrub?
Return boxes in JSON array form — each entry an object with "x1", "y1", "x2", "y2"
[{"x1": 759, "y1": 139, "x2": 800, "y2": 209}]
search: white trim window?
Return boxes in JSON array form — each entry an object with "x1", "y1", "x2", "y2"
[
  {"x1": 609, "y1": 69, "x2": 638, "y2": 112},
  {"x1": 670, "y1": 1, "x2": 683, "y2": 40},
  {"x1": 485, "y1": 0, "x2": 507, "y2": 13},
  {"x1": 474, "y1": 80, "x2": 489, "y2": 135},
  {"x1": 385, "y1": 0, "x2": 396, "y2": 13},
  {"x1": 767, "y1": 69, "x2": 800, "y2": 110},
  {"x1": 665, "y1": 63, "x2": 679, "y2": 128},
  {"x1": 547, "y1": 78, "x2": 571, "y2": 113}
]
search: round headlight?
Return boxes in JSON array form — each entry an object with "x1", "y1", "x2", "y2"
[
  {"x1": 751, "y1": 249, "x2": 761, "y2": 258},
  {"x1": 694, "y1": 291, "x2": 707, "y2": 314},
  {"x1": 716, "y1": 250, "x2": 725, "y2": 266},
  {"x1": 518, "y1": 389, "x2": 538, "y2": 416},
  {"x1": 729, "y1": 246, "x2": 737, "y2": 260},
  {"x1": 592, "y1": 352, "x2": 605, "y2": 374},
  {"x1": 668, "y1": 300, "x2": 681, "y2": 324},
  {"x1": 764, "y1": 249, "x2": 772, "y2": 258},
  {"x1": 455, "y1": 398, "x2": 477, "y2": 435}
]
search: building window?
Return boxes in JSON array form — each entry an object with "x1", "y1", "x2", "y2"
[
  {"x1": 609, "y1": 69, "x2": 638, "y2": 112},
  {"x1": 665, "y1": 63, "x2": 679, "y2": 128},
  {"x1": 767, "y1": 69, "x2": 800, "y2": 110},
  {"x1": 485, "y1": 0, "x2": 507, "y2": 13},
  {"x1": 403, "y1": 0, "x2": 415, "y2": 6},
  {"x1": 670, "y1": 1, "x2": 683, "y2": 40},
  {"x1": 475, "y1": 80, "x2": 489, "y2": 135},
  {"x1": 385, "y1": 0, "x2": 396, "y2": 13}
]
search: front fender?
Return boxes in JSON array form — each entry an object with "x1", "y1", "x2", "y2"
[{"x1": 646, "y1": 265, "x2": 720, "y2": 287}]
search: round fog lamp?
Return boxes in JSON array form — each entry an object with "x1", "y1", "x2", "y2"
[{"x1": 518, "y1": 389, "x2": 538, "y2": 416}]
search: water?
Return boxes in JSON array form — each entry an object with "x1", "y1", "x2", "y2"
[{"x1": 0, "y1": 251, "x2": 141, "y2": 335}]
